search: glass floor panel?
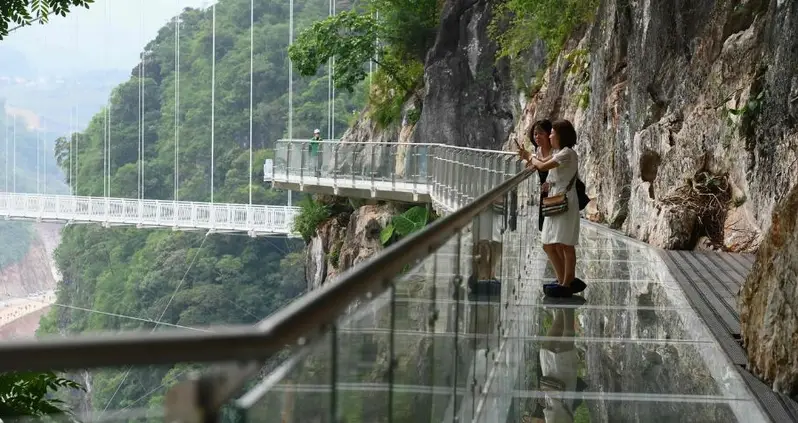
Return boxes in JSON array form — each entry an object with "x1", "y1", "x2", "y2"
[{"x1": 234, "y1": 206, "x2": 769, "y2": 423}]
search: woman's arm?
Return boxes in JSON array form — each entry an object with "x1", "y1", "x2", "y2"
[{"x1": 530, "y1": 155, "x2": 559, "y2": 171}]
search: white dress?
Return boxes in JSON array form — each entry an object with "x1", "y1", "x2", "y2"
[
  {"x1": 541, "y1": 148, "x2": 580, "y2": 246},
  {"x1": 540, "y1": 347, "x2": 579, "y2": 422}
]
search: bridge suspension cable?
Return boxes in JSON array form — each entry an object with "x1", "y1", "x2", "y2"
[
  {"x1": 74, "y1": 15, "x2": 80, "y2": 196},
  {"x1": 12, "y1": 114, "x2": 16, "y2": 192},
  {"x1": 174, "y1": 0, "x2": 181, "y2": 202},
  {"x1": 138, "y1": 0, "x2": 145, "y2": 201},
  {"x1": 104, "y1": 0, "x2": 111, "y2": 198},
  {"x1": 4, "y1": 109, "x2": 8, "y2": 193},
  {"x1": 249, "y1": 0, "x2": 254, "y2": 206},
  {"x1": 210, "y1": 1, "x2": 216, "y2": 205}
]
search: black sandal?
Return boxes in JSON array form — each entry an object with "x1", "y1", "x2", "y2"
[
  {"x1": 543, "y1": 284, "x2": 573, "y2": 298},
  {"x1": 544, "y1": 278, "x2": 586, "y2": 293}
]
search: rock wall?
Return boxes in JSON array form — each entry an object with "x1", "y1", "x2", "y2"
[
  {"x1": 739, "y1": 182, "x2": 798, "y2": 396},
  {"x1": 510, "y1": 0, "x2": 798, "y2": 250},
  {"x1": 0, "y1": 223, "x2": 62, "y2": 297},
  {"x1": 305, "y1": 201, "x2": 399, "y2": 289},
  {"x1": 411, "y1": 0, "x2": 515, "y2": 150}
]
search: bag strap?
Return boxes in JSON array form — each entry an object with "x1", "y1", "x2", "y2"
[{"x1": 565, "y1": 172, "x2": 578, "y2": 192}]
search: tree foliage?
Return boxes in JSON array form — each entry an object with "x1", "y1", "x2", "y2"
[
  {"x1": 289, "y1": 12, "x2": 380, "y2": 93},
  {"x1": 490, "y1": 0, "x2": 599, "y2": 62},
  {"x1": 288, "y1": 0, "x2": 440, "y2": 123},
  {"x1": 0, "y1": 0, "x2": 93, "y2": 39},
  {"x1": 0, "y1": 371, "x2": 84, "y2": 421}
]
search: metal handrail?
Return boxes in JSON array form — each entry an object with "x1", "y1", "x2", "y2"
[
  {"x1": 0, "y1": 166, "x2": 531, "y2": 374},
  {"x1": 275, "y1": 139, "x2": 518, "y2": 156}
]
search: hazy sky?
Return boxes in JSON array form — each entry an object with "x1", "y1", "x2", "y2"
[{"x1": 4, "y1": 0, "x2": 210, "y2": 74}]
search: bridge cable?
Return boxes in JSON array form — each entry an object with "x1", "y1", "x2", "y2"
[
  {"x1": 138, "y1": 0, "x2": 145, "y2": 201},
  {"x1": 3, "y1": 292, "x2": 210, "y2": 333},
  {"x1": 174, "y1": 0, "x2": 181, "y2": 202},
  {"x1": 12, "y1": 114, "x2": 16, "y2": 192},
  {"x1": 328, "y1": 0, "x2": 332, "y2": 140},
  {"x1": 74, "y1": 14, "x2": 80, "y2": 196},
  {"x1": 331, "y1": 0, "x2": 336, "y2": 139},
  {"x1": 43, "y1": 33, "x2": 48, "y2": 194},
  {"x1": 103, "y1": 2, "x2": 108, "y2": 198},
  {"x1": 107, "y1": 78, "x2": 112, "y2": 198},
  {"x1": 248, "y1": 0, "x2": 254, "y2": 207},
  {"x1": 100, "y1": 233, "x2": 210, "y2": 416},
  {"x1": 287, "y1": 0, "x2": 293, "y2": 207},
  {"x1": 4, "y1": 108, "x2": 7, "y2": 192},
  {"x1": 36, "y1": 34, "x2": 41, "y2": 195},
  {"x1": 210, "y1": 1, "x2": 216, "y2": 205}
]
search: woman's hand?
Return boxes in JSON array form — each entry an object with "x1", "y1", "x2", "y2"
[
  {"x1": 518, "y1": 147, "x2": 531, "y2": 161},
  {"x1": 541, "y1": 182, "x2": 550, "y2": 192}
]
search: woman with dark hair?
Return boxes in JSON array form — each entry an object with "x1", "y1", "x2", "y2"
[
  {"x1": 526, "y1": 119, "x2": 552, "y2": 232},
  {"x1": 527, "y1": 120, "x2": 585, "y2": 297}
]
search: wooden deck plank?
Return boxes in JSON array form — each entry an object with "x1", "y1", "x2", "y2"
[
  {"x1": 656, "y1": 251, "x2": 748, "y2": 365},
  {"x1": 657, "y1": 249, "x2": 798, "y2": 422},
  {"x1": 671, "y1": 251, "x2": 741, "y2": 334}
]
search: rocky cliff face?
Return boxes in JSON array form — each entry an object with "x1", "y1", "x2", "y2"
[
  {"x1": 0, "y1": 223, "x2": 62, "y2": 297},
  {"x1": 411, "y1": 0, "x2": 515, "y2": 150},
  {"x1": 306, "y1": 201, "x2": 399, "y2": 289},
  {"x1": 509, "y1": 0, "x2": 798, "y2": 251},
  {"x1": 739, "y1": 182, "x2": 798, "y2": 397}
]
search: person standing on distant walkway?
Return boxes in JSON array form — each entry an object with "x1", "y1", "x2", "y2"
[{"x1": 309, "y1": 128, "x2": 322, "y2": 176}]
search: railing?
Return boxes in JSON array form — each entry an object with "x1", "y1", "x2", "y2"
[
  {"x1": 270, "y1": 140, "x2": 519, "y2": 212},
  {"x1": 0, "y1": 192, "x2": 299, "y2": 236},
  {"x1": 0, "y1": 147, "x2": 530, "y2": 422},
  {"x1": 0, "y1": 140, "x2": 771, "y2": 422}
]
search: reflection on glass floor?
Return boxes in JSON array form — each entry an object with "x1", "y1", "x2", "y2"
[{"x1": 232, "y1": 203, "x2": 769, "y2": 423}]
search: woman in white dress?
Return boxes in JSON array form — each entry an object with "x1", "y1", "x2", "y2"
[{"x1": 527, "y1": 120, "x2": 585, "y2": 298}]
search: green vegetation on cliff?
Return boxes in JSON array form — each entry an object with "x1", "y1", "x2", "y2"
[
  {"x1": 288, "y1": 0, "x2": 439, "y2": 128},
  {"x1": 37, "y1": 0, "x2": 365, "y2": 414},
  {"x1": 491, "y1": 0, "x2": 599, "y2": 62}
]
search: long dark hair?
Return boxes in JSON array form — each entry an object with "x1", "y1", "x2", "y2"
[
  {"x1": 528, "y1": 119, "x2": 552, "y2": 148},
  {"x1": 552, "y1": 119, "x2": 577, "y2": 148}
]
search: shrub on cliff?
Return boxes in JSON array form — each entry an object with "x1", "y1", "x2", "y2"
[{"x1": 293, "y1": 196, "x2": 332, "y2": 242}]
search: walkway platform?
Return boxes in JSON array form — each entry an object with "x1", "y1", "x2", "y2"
[{"x1": 659, "y1": 250, "x2": 798, "y2": 422}]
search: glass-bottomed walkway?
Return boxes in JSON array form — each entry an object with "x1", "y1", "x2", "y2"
[{"x1": 0, "y1": 140, "x2": 771, "y2": 422}]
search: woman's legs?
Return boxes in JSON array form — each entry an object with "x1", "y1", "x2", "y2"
[
  {"x1": 559, "y1": 244, "x2": 577, "y2": 286},
  {"x1": 543, "y1": 243, "x2": 566, "y2": 284}
]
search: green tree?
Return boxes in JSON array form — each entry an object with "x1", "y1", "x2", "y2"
[
  {"x1": 288, "y1": 0, "x2": 439, "y2": 93},
  {"x1": 0, "y1": 371, "x2": 85, "y2": 421},
  {"x1": 0, "y1": 0, "x2": 94, "y2": 39}
]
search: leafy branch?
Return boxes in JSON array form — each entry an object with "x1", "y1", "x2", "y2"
[
  {"x1": 0, "y1": 0, "x2": 94, "y2": 39},
  {"x1": 380, "y1": 205, "x2": 430, "y2": 246},
  {"x1": 0, "y1": 371, "x2": 85, "y2": 421}
]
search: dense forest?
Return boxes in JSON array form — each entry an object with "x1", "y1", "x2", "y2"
[{"x1": 34, "y1": 0, "x2": 367, "y2": 415}]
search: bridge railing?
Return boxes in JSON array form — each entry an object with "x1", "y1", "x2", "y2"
[
  {"x1": 272, "y1": 140, "x2": 519, "y2": 211},
  {"x1": 0, "y1": 151, "x2": 531, "y2": 422},
  {"x1": 0, "y1": 192, "x2": 299, "y2": 236}
]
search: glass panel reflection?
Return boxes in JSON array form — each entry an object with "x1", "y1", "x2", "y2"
[{"x1": 230, "y1": 186, "x2": 768, "y2": 423}]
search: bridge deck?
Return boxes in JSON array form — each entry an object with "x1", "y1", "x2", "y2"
[
  {"x1": 0, "y1": 192, "x2": 299, "y2": 236},
  {"x1": 659, "y1": 250, "x2": 798, "y2": 422}
]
